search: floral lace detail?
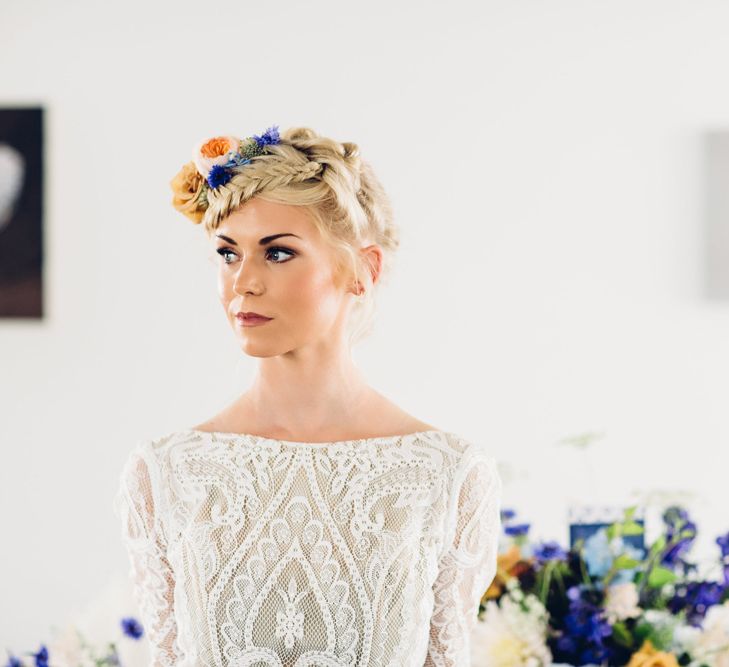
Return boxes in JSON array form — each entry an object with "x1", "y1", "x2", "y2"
[{"x1": 114, "y1": 429, "x2": 502, "y2": 667}]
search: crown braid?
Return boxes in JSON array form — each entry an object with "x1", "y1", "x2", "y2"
[{"x1": 205, "y1": 158, "x2": 324, "y2": 226}]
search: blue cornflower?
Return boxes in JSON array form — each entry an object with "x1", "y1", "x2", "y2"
[
  {"x1": 504, "y1": 523, "x2": 530, "y2": 537},
  {"x1": 500, "y1": 508, "x2": 516, "y2": 522},
  {"x1": 253, "y1": 125, "x2": 280, "y2": 147},
  {"x1": 32, "y1": 645, "x2": 49, "y2": 667},
  {"x1": 121, "y1": 616, "x2": 144, "y2": 639},
  {"x1": 533, "y1": 540, "x2": 568, "y2": 565},
  {"x1": 207, "y1": 164, "x2": 234, "y2": 189}
]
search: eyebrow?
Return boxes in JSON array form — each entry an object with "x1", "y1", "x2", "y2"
[{"x1": 216, "y1": 233, "x2": 303, "y2": 246}]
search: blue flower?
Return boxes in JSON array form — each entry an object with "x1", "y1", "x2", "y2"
[
  {"x1": 32, "y1": 645, "x2": 49, "y2": 667},
  {"x1": 582, "y1": 528, "x2": 644, "y2": 583},
  {"x1": 557, "y1": 585, "x2": 612, "y2": 666},
  {"x1": 533, "y1": 540, "x2": 568, "y2": 565},
  {"x1": 504, "y1": 522, "x2": 530, "y2": 537},
  {"x1": 661, "y1": 506, "x2": 697, "y2": 571},
  {"x1": 717, "y1": 531, "x2": 729, "y2": 558},
  {"x1": 253, "y1": 125, "x2": 280, "y2": 147},
  {"x1": 500, "y1": 508, "x2": 516, "y2": 522},
  {"x1": 668, "y1": 580, "x2": 726, "y2": 627},
  {"x1": 582, "y1": 529, "x2": 613, "y2": 578},
  {"x1": 5, "y1": 656, "x2": 23, "y2": 667},
  {"x1": 207, "y1": 164, "x2": 234, "y2": 189},
  {"x1": 121, "y1": 616, "x2": 144, "y2": 639}
]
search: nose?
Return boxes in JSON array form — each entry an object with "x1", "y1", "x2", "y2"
[{"x1": 232, "y1": 256, "x2": 264, "y2": 296}]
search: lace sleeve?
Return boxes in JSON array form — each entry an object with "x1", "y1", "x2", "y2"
[
  {"x1": 424, "y1": 445, "x2": 503, "y2": 667},
  {"x1": 112, "y1": 442, "x2": 182, "y2": 667}
]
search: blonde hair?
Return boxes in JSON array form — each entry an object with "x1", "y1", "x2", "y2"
[{"x1": 199, "y1": 127, "x2": 400, "y2": 346}]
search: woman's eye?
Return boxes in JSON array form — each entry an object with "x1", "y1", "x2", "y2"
[
  {"x1": 215, "y1": 246, "x2": 296, "y2": 265},
  {"x1": 265, "y1": 246, "x2": 296, "y2": 263}
]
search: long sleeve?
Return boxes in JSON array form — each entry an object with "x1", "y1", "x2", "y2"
[
  {"x1": 112, "y1": 442, "x2": 182, "y2": 667},
  {"x1": 424, "y1": 445, "x2": 503, "y2": 667}
]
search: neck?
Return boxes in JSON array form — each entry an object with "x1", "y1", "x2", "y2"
[{"x1": 241, "y1": 344, "x2": 373, "y2": 439}]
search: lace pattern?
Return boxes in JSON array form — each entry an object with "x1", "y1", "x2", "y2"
[{"x1": 113, "y1": 429, "x2": 502, "y2": 667}]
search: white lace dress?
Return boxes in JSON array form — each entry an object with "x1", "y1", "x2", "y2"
[{"x1": 113, "y1": 428, "x2": 502, "y2": 667}]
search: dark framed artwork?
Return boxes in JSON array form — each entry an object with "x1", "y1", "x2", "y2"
[{"x1": 0, "y1": 107, "x2": 43, "y2": 317}]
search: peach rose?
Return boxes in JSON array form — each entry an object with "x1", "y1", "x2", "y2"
[
  {"x1": 626, "y1": 639, "x2": 679, "y2": 667},
  {"x1": 192, "y1": 135, "x2": 240, "y2": 179},
  {"x1": 482, "y1": 545, "x2": 534, "y2": 602},
  {"x1": 170, "y1": 161, "x2": 206, "y2": 224}
]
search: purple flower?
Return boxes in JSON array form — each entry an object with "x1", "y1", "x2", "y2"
[
  {"x1": 5, "y1": 656, "x2": 23, "y2": 667},
  {"x1": 668, "y1": 580, "x2": 726, "y2": 627},
  {"x1": 504, "y1": 522, "x2": 530, "y2": 537},
  {"x1": 533, "y1": 540, "x2": 568, "y2": 565},
  {"x1": 121, "y1": 616, "x2": 144, "y2": 639},
  {"x1": 207, "y1": 164, "x2": 234, "y2": 189},
  {"x1": 253, "y1": 125, "x2": 280, "y2": 147}
]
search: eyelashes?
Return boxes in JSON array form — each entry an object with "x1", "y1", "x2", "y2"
[{"x1": 215, "y1": 246, "x2": 297, "y2": 265}]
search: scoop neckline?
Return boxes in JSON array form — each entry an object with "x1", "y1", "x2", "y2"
[{"x1": 184, "y1": 428, "x2": 447, "y2": 448}]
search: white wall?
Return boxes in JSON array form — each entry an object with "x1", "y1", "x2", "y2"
[{"x1": 2, "y1": 0, "x2": 728, "y2": 650}]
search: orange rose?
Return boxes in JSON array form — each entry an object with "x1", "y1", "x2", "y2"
[
  {"x1": 200, "y1": 137, "x2": 232, "y2": 158},
  {"x1": 192, "y1": 135, "x2": 239, "y2": 179},
  {"x1": 625, "y1": 639, "x2": 679, "y2": 667},
  {"x1": 170, "y1": 161, "x2": 206, "y2": 224}
]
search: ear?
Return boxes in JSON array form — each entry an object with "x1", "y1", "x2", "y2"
[{"x1": 359, "y1": 244, "x2": 383, "y2": 288}]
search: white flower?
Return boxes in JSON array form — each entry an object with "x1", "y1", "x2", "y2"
[
  {"x1": 45, "y1": 623, "x2": 86, "y2": 667},
  {"x1": 471, "y1": 592, "x2": 552, "y2": 667},
  {"x1": 688, "y1": 601, "x2": 729, "y2": 667},
  {"x1": 604, "y1": 582, "x2": 642, "y2": 624}
]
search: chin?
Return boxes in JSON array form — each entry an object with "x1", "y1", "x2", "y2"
[{"x1": 236, "y1": 334, "x2": 291, "y2": 359}]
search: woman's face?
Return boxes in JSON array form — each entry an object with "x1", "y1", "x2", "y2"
[{"x1": 212, "y1": 197, "x2": 354, "y2": 357}]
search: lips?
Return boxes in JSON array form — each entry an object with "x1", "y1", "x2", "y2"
[{"x1": 236, "y1": 311, "x2": 272, "y2": 322}]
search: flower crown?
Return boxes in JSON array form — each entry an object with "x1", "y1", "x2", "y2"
[{"x1": 170, "y1": 125, "x2": 281, "y2": 224}]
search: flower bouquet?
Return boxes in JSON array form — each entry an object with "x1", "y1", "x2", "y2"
[
  {"x1": 472, "y1": 505, "x2": 729, "y2": 667},
  {"x1": 3, "y1": 618, "x2": 144, "y2": 667}
]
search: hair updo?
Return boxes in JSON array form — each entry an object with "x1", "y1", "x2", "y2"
[{"x1": 174, "y1": 127, "x2": 400, "y2": 346}]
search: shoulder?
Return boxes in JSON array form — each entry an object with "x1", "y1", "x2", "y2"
[
  {"x1": 118, "y1": 430, "x2": 191, "y2": 481},
  {"x1": 437, "y1": 430, "x2": 497, "y2": 464},
  {"x1": 439, "y1": 432, "x2": 501, "y2": 492}
]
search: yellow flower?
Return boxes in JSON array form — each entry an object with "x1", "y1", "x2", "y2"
[
  {"x1": 626, "y1": 639, "x2": 679, "y2": 667},
  {"x1": 482, "y1": 545, "x2": 534, "y2": 602},
  {"x1": 170, "y1": 161, "x2": 206, "y2": 224}
]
